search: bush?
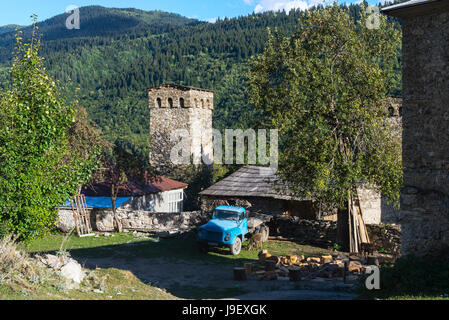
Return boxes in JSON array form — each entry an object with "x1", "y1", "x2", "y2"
[
  {"x1": 357, "y1": 255, "x2": 449, "y2": 299},
  {"x1": 0, "y1": 235, "x2": 33, "y2": 283},
  {"x1": 0, "y1": 223, "x2": 8, "y2": 240}
]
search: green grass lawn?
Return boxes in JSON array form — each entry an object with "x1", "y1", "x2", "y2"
[{"x1": 20, "y1": 231, "x2": 332, "y2": 264}]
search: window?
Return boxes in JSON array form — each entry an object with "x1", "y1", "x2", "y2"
[
  {"x1": 157, "y1": 98, "x2": 162, "y2": 108},
  {"x1": 180, "y1": 97, "x2": 185, "y2": 108},
  {"x1": 168, "y1": 98, "x2": 174, "y2": 108},
  {"x1": 168, "y1": 190, "x2": 184, "y2": 213}
]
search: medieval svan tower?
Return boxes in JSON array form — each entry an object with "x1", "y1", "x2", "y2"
[{"x1": 148, "y1": 84, "x2": 214, "y2": 209}]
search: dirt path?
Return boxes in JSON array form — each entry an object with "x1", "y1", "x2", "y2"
[{"x1": 73, "y1": 253, "x2": 357, "y2": 300}]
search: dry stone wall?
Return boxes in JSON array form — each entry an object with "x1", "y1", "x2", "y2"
[
  {"x1": 93, "y1": 209, "x2": 209, "y2": 233},
  {"x1": 57, "y1": 208, "x2": 209, "y2": 234},
  {"x1": 267, "y1": 216, "x2": 401, "y2": 256}
]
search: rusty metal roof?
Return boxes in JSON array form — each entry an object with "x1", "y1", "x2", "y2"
[
  {"x1": 82, "y1": 176, "x2": 188, "y2": 197},
  {"x1": 200, "y1": 166, "x2": 308, "y2": 201}
]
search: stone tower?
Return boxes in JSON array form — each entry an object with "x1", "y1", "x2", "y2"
[
  {"x1": 383, "y1": 0, "x2": 449, "y2": 257},
  {"x1": 148, "y1": 84, "x2": 214, "y2": 180}
]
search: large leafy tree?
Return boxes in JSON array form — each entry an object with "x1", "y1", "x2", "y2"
[
  {"x1": 0, "y1": 20, "x2": 101, "y2": 240},
  {"x1": 249, "y1": 4, "x2": 402, "y2": 248}
]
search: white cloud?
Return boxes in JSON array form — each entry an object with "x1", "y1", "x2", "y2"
[
  {"x1": 250, "y1": 0, "x2": 335, "y2": 14},
  {"x1": 206, "y1": 17, "x2": 218, "y2": 23}
]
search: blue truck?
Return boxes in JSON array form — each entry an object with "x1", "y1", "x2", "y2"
[{"x1": 197, "y1": 206, "x2": 270, "y2": 255}]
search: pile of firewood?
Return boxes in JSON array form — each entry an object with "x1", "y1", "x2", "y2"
[{"x1": 233, "y1": 250, "x2": 385, "y2": 282}]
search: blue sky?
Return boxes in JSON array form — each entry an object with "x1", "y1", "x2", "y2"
[{"x1": 0, "y1": 0, "x2": 389, "y2": 26}]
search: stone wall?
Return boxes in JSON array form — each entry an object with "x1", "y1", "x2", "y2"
[
  {"x1": 93, "y1": 209, "x2": 209, "y2": 233},
  {"x1": 57, "y1": 208, "x2": 209, "y2": 234},
  {"x1": 357, "y1": 186, "x2": 401, "y2": 225},
  {"x1": 267, "y1": 216, "x2": 401, "y2": 256},
  {"x1": 399, "y1": 10, "x2": 449, "y2": 256}
]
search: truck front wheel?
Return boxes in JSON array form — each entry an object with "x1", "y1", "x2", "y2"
[{"x1": 230, "y1": 237, "x2": 242, "y2": 255}]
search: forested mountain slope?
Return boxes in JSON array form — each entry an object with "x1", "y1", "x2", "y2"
[{"x1": 0, "y1": 4, "x2": 402, "y2": 156}]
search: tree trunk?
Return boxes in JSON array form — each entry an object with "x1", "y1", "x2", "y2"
[{"x1": 337, "y1": 205, "x2": 349, "y2": 252}]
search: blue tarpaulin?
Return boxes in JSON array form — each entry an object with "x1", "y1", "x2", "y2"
[{"x1": 62, "y1": 197, "x2": 132, "y2": 209}]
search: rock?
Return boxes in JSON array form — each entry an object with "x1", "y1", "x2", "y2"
[
  {"x1": 44, "y1": 254, "x2": 62, "y2": 269},
  {"x1": 60, "y1": 261, "x2": 85, "y2": 284}
]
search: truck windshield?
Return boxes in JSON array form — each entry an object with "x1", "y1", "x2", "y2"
[{"x1": 213, "y1": 210, "x2": 241, "y2": 221}]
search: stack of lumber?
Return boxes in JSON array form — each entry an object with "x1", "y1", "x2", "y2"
[{"x1": 348, "y1": 191, "x2": 371, "y2": 254}]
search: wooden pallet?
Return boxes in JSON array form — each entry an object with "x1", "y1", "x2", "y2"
[{"x1": 71, "y1": 195, "x2": 95, "y2": 237}]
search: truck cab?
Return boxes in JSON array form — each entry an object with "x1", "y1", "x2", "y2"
[{"x1": 197, "y1": 206, "x2": 248, "y2": 255}]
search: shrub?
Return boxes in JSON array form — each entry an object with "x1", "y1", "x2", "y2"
[
  {"x1": 0, "y1": 223, "x2": 8, "y2": 240},
  {"x1": 0, "y1": 235, "x2": 33, "y2": 282},
  {"x1": 357, "y1": 255, "x2": 449, "y2": 299}
]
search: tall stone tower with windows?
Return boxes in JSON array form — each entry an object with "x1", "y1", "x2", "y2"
[{"x1": 148, "y1": 84, "x2": 214, "y2": 197}]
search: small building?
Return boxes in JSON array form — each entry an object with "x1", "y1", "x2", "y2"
[
  {"x1": 80, "y1": 176, "x2": 188, "y2": 213},
  {"x1": 57, "y1": 176, "x2": 188, "y2": 233},
  {"x1": 200, "y1": 166, "x2": 400, "y2": 225},
  {"x1": 200, "y1": 166, "x2": 319, "y2": 218}
]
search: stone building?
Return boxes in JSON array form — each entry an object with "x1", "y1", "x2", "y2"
[
  {"x1": 383, "y1": 0, "x2": 449, "y2": 256},
  {"x1": 201, "y1": 166, "x2": 327, "y2": 219},
  {"x1": 148, "y1": 84, "x2": 214, "y2": 179}
]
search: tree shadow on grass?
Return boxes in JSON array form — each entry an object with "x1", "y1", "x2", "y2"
[{"x1": 33, "y1": 235, "x2": 257, "y2": 299}]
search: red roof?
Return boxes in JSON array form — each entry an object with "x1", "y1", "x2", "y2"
[{"x1": 82, "y1": 176, "x2": 188, "y2": 197}]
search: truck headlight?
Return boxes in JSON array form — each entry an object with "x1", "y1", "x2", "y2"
[{"x1": 225, "y1": 233, "x2": 231, "y2": 241}]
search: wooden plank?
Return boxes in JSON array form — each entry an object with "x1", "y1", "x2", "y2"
[
  {"x1": 348, "y1": 198, "x2": 353, "y2": 253},
  {"x1": 354, "y1": 193, "x2": 370, "y2": 244}
]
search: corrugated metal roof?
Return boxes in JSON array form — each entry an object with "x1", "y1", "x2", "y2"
[
  {"x1": 200, "y1": 166, "x2": 308, "y2": 201},
  {"x1": 62, "y1": 197, "x2": 132, "y2": 209},
  {"x1": 82, "y1": 176, "x2": 188, "y2": 197}
]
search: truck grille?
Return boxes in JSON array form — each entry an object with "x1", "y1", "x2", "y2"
[{"x1": 206, "y1": 231, "x2": 223, "y2": 242}]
